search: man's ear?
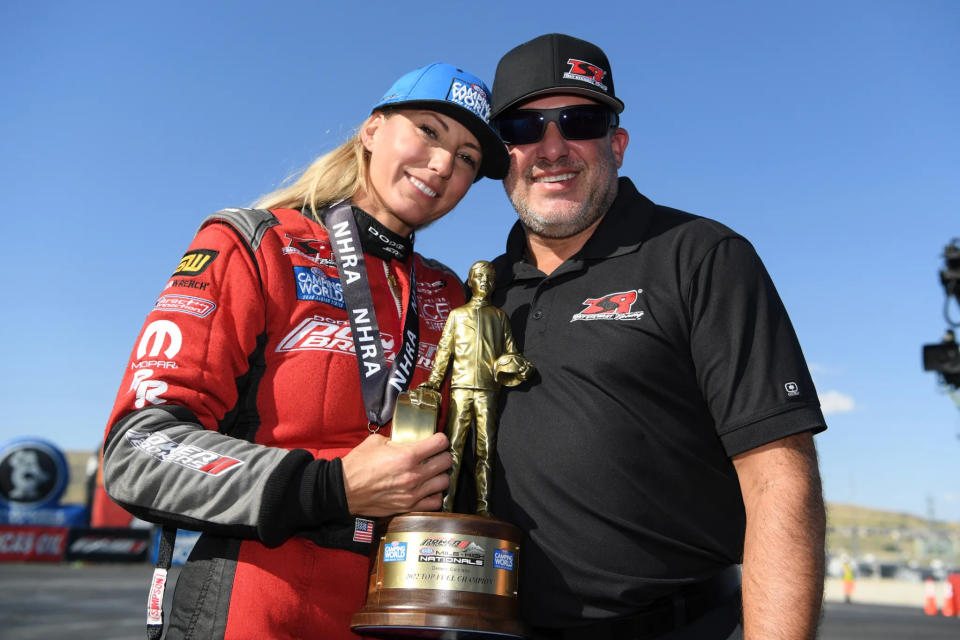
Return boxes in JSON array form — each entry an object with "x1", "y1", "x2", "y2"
[{"x1": 610, "y1": 127, "x2": 629, "y2": 168}]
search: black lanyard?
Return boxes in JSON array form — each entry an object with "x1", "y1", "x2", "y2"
[{"x1": 321, "y1": 202, "x2": 420, "y2": 430}]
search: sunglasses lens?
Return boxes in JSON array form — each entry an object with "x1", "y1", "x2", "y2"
[
  {"x1": 496, "y1": 106, "x2": 613, "y2": 144},
  {"x1": 497, "y1": 112, "x2": 544, "y2": 145},
  {"x1": 559, "y1": 106, "x2": 611, "y2": 139}
]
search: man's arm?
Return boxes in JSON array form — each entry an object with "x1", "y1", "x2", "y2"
[{"x1": 732, "y1": 431, "x2": 825, "y2": 640}]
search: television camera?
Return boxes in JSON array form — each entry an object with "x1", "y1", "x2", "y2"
[{"x1": 922, "y1": 238, "x2": 960, "y2": 391}]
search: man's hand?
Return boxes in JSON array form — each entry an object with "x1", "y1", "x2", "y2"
[{"x1": 341, "y1": 432, "x2": 452, "y2": 516}]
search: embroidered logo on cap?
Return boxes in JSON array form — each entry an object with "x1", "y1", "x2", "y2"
[
  {"x1": 447, "y1": 78, "x2": 491, "y2": 122},
  {"x1": 563, "y1": 58, "x2": 609, "y2": 92}
]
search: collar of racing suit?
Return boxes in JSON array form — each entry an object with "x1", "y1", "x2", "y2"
[{"x1": 351, "y1": 206, "x2": 413, "y2": 262}]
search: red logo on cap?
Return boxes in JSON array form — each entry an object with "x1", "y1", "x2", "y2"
[{"x1": 566, "y1": 59, "x2": 606, "y2": 85}]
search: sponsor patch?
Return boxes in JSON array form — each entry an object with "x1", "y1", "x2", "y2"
[
  {"x1": 294, "y1": 267, "x2": 345, "y2": 308},
  {"x1": 154, "y1": 294, "x2": 217, "y2": 318},
  {"x1": 129, "y1": 370, "x2": 168, "y2": 409},
  {"x1": 419, "y1": 295, "x2": 452, "y2": 332},
  {"x1": 173, "y1": 249, "x2": 218, "y2": 277},
  {"x1": 563, "y1": 58, "x2": 609, "y2": 91},
  {"x1": 147, "y1": 567, "x2": 167, "y2": 625},
  {"x1": 282, "y1": 234, "x2": 336, "y2": 266},
  {"x1": 131, "y1": 360, "x2": 177, "y2": 370},
  {"x1": 494, "y1": 548, "x2": 514, "y2": 571},
  {"x1": 166, "y1": 278, "x2": 211, "y2": 292},
  {"x1": 571, "y1": 289, "x2": 645, "y2": 322},
  {"x1": 416, "y1": 279, "x2": 447, "y2": 294},
  {"x1": 384, "y1": 541, "x2": 407, "y2": 562},
  {"x1": 276, "y1": 316, "x2": 438, "y2": 370},
  {"x1": 125, "y1": 430, "x2": 244, "y2": 476},
  {"x1": 137, "y1": 320, "x2": 182, "y2": 359},
  {"x1": 129, "y1": 320, "x2": 183, "y2": 408},
  {"x1": 416, "y1": 342, "x2": 437, "y2": 372},
  {"x1": 446, "y1": 78, "x2": 491, "y2": 122},
  {"x1": 366, "y1": 225, "x2": 406, "y2": 259}
]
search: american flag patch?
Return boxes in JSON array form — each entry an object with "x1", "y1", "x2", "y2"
[{"x1": 353, "y1": 518, "x2": 374, "y2": 543}]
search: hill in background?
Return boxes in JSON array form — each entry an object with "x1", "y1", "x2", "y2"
[{"x1": 827, "y1": 502, "x2": 960, "y2": 568}]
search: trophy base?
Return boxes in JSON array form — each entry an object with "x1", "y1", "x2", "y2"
[
  {"x1": 351, "y1": 512, "x2": 526, "y2": 639},
  {"x1": 351, "y1": 609, "x2": 525, "y2": 639}
]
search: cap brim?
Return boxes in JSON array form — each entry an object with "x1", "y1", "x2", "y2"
[
  {"x1": 492, "y1": 87, "x2": 625, "y2": 119},
  {"x1": 377, "y1": 100, "x2": 509, "y2": 181}
]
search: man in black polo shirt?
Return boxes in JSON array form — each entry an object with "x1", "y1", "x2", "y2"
[{"x1": 488, "y1": 34, "x2": 827, "y2": 640}]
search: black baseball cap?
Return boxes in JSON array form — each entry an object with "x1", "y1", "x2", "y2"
[{"x1": 491, "y1": 33, "x2": 625, "y2": 118}]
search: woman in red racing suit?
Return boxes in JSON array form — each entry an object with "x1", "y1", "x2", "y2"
[{"x1": 101, "y1": 62, "x2": 508, "y2": 639}]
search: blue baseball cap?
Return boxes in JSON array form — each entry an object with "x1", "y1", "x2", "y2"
[{"x1": 373, "y1": 63, "x2": 509, "y2": 181}]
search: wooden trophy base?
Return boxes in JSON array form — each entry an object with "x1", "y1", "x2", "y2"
[{"x1": 351, "y1": 512, "x2": 526, "y2": 639}]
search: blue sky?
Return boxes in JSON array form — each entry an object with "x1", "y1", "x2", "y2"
[{"x1": 2, "y1": 1, "x2": 958, "y2": 520}]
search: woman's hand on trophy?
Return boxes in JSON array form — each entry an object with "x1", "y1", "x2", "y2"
[{"x1": 341, "y1": 432, "x2": 452, "y2": 516}]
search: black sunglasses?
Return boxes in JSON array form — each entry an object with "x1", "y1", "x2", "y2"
[{"x1": 495, "y1": 105, "x2": 618, "y2": 145}]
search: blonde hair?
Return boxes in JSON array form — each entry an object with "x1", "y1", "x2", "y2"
[{"x1": 253, "y1": 115, "x2": 378, "y2": 220}]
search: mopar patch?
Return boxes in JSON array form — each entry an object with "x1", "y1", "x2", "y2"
[
  {"x1": 173, "y1": 249, "x2": 218, "y2": 277},
  {"x1": 294, "y1": 267, "x2": 345, "y2": 308}
]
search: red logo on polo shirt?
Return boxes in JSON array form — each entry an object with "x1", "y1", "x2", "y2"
[{"x1": 570, "y1": 289, "x2": 644, "y2": 322}]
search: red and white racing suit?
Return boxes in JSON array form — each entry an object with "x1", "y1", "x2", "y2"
[{"x1": 102, "y1": 207, "x2": 464, "y2": 639}]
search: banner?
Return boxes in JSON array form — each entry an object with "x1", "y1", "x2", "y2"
[
  {"x1": 0, "y1": 524, "x2": 68, "y2": 562},
  {"x1": 65, "y1": 527, "x2": 151, "y2": 563}
]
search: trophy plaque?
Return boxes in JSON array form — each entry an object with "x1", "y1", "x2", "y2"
[
  {"x1": 350, "y1": 510, "x2": 524, "y2": 638},
  {"x1": 351, "y1": 261, "x2": 533, "y2": 639}
]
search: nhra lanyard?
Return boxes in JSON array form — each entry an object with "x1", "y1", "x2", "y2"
[{"x1": 321, "y1": 202, "x2": 419, "y2": 431}]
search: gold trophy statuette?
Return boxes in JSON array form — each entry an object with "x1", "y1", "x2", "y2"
[{"x1": 351, "y1": 261, "x2": 534, "y2": 639}]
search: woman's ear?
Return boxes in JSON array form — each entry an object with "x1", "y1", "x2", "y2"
[{"x1": 360, "y1": 112, "x2": 385, "y2": 153}]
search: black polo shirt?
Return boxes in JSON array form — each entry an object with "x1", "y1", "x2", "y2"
[{"x1": 490, "y1": 177, "x2": 826, "y2": 626}]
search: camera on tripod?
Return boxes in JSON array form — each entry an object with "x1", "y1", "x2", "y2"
[{"x1": 922, "y1": 239, "x2": 960, "y2": 389}]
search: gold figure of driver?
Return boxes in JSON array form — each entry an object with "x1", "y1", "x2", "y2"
[{"x1": 418, "y1": 260, "x2": 534, "y2": 516}]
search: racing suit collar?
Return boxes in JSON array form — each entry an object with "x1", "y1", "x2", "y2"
[{"x1": 352, "y1": 206, "x2": 413, "y2": 262}]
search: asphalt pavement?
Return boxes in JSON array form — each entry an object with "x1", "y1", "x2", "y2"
[{"x1": 1, "y1": 563, "x2": 959, "y2": 639}]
